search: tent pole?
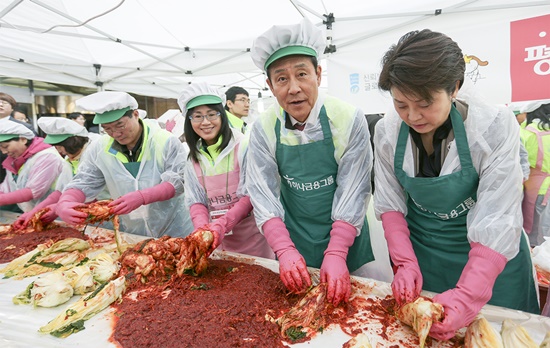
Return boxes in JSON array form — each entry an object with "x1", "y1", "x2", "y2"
[{"x1": 28, "y1": 80, "x2": 38, "y2": 132}]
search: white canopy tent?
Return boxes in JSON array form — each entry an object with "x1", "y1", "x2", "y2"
[{"x1": 0, "y1": 0, "x2": 549, "y2": 114}]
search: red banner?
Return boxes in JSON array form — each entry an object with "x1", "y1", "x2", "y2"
[{"x1": 510, "y1": 14, "x2": 550, "y2": 102}]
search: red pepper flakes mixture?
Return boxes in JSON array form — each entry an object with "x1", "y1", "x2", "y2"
[
  {"x1": 341, "y1": 292, "x2": 464, "y2": 348},
  {"x1": 0, "y1": 226, "x2": 87, "y2": 263},
  {"x1": 111, "y1": 259, "x2": 299, "y2": 348}
]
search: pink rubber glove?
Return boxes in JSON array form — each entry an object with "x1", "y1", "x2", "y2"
[
  {"x1": 190, "y1": 203, "x2": 210, "y2": 229},
  {"x1": 56, "y1": 188, "x2": 88, "y2": 225},
  {"x1": 209, "y1": 196, "x2": 254, "y2": 249},
  {"x1": 320, "y1": 220, "x2": 356, "y2": 306},
  {"x1": 13, "y1": 190, "x2": 61, "y2": 229},
  {"x1": 430, "y1": 243, "x2": 507, "y2": 341},
  {"x1": 165, "y1": 119, "x2": 176, "y2": 132},
  {"x1": 0, "y1": 188, "x2": 33, "y2": 206},
  {"x1": 382, "y1": 211, "x2": 423, "y2": 306},
  {"x1": 264, "y1": 217, "x2": 311, "y2": 293},
  {"x1": 109, "y1": 182, "x2": 175, "y2": 215}
]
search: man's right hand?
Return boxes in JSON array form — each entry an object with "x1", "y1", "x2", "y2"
[
  {"x1": 55, "y1": 189, "x2": 88, "y2": 225},
  {"x1": 56, "y1": 200, "x2": 87, "y2": 225}
]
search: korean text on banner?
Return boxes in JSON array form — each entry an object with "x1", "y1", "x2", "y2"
[{"x1": 510, "y1": 14, "x2": 550, "y2": 102}]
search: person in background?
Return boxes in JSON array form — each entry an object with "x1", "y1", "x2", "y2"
[
  {"x1": 0, "y1": 119, "x2": 71, "y2": 213},
  {"x1": 13, "y1": 117, "x2": 105, "y2": 229},
  {"x1": 374, "y1": 29, "x2": 539, "y2": 341},
  {"x1": 514, "y1": 101, "x2": 550, "y2": 246},
  {"x1": 0, "y1": 93, "x2": 37, "y2": 211},
  {"x1": 67, "y1": 112, "x2": 86, "y2": 127},
  {"x1": 54, "y1": 91, "x2": 193, "y2": 238},
  {"x1": 180, "y1": 82, "x2": 274, "y2": 259},
  {"x1": 0, "y1": 93, "x2": 33, "y2": 130},
  {"x1": 225, "y1": 86, "x2": 249, "y2": 133},
  {"x1": 247, "y1": 19, "x2": 374, "y2": 306},
  {"x1": 13, "y1": 106, "x2": 30, "y2": 123}
]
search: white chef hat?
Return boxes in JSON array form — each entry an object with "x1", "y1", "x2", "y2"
[
  {"x1": 37, "y1": 117, "x2": 89, "y2": 144},
  {"x1": 76, "y1": 91, "x2": 138, "y2": 125},
  {"x1": 137, "y1": 109, "x2": 147, "y2": 119},
  {"x1": 509, "y1": 99, "x2": 550, "y2": 114},
  {"x1": 251, "y1": 18, "x2": 326, "y2": 71},
  {"x1": 0, "y1": 119, "x2": 35, "y2": 142},
  {"x1": 177, "y1": 82, "x2": 225, "y2": 116}
]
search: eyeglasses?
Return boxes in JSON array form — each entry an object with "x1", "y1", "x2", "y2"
[
  {"x1": 102, "y1": 116, "x2": 130, "y2": 134},
  {"x1": 234, "y1": 98, "x2": 250, "y2": 104},
  {"x1": 189, "y1": 111, "x2": 221, "y2": 123},
  {"x1": 0, "y1": 101, "x2": 11, "y2": 106}
]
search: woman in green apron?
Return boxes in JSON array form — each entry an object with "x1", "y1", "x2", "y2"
[
  {"x1": 374, "y1": 29, "x2": 539, "y2": 341},
  {"x1": 247, "y1": 19, "x2": 374, "y2": 306}
]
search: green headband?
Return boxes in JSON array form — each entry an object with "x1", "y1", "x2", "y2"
[{"x1": 265, "y1": 46, "x2": 317, "y2": 70}]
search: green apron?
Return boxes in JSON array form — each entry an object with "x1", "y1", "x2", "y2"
[
  {"x1": 274, "y1": 106, "x2": 373, "y2": 271},
  {"x1": 123, "y1": 162, "x2": 141, "y2": 178},
  {"x1": 394, "y1": 105, "x2": 538, "y2": 313}
]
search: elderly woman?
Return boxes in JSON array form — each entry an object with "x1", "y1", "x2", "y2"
[
  {"x1": 374, "y1": 29, "x2": 539, "y2": 341},
  {"x1": 0, "y1": 119, "x2": 71, "y2": 213},
  {"x1": 13, "y1": 117, "x2": 103, "y2": 229}
]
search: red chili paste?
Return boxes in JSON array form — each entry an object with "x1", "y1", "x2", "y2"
[
  {"x1": 0, "y1": 226, "x2": 86, "y2": 263},
  {"x1": 111, "y1": 260, "x2": 297, "y2": 348}
]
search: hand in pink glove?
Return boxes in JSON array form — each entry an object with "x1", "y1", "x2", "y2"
[
  {"x1": 165, "y1": 119, "x2": 176, "y2": 132},
  {"x1": 14, "y1": 190, "x2": 62, "y2": 229},
  {"x1": 382, "y1": 211, "x2": 423, "y2": 306},
  {"x1": 109, "y1": 182, "x2": 175, "y2": 215},
  {"x1": 190, "y1": 203, "x2": 210, "y2": 229},
  {"x1": 264, "y1": 217, "x2": 311, "y2": 293},
  {"x1": 208, "y1": 196, "x2": 254, "y2": 250},
  {"x1": 0, "y1": 188, "x2": 33, "y2": 206},
  {"x1": 13, "y1": 211, "x2": 33, "y2": 230},
  {"x1": 13, "y1": 204, "x2": 58, "y2": 229},
  {"x1": 202, "y1": 221, "x2": 224, "y2": 257},
  {"x1": 39, "y1": 204, "x2": 59, "y2": 224},
  {"x1": 320, "y1": 220, "x2": 356, "y2": 306},
  {"x1": 56, "y1": 188, "x2": 88, "y2": 225},
  {"x1": 430, "y1": 243, "x2": 507, "y2": 341}
]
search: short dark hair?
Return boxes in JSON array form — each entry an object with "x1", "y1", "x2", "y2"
[
  {"x1": 266, "y1": 55, "x2": 319, "y2": 81},
  {"x1": 526, "y1": 103, "x2": 550, "y2": 131},
  {"x1": 67, "y1": 112, "x2": 84, "y2": 120},
  {"x1": 225, "y1": 87, "x2": 248, "y2": 112},
  {"x1": 0, "y1": 93, "x2": 16, "y2": 109},
  {"x1": 378, "y1": 29, "x2": 465, "y2": 103},
  {"x1": 54, "y1": 135, "x2": 88, "y2": 155},
  {"x1": 184, "y1": 103, "x2": 232, "y2": 163},
  {"x1": 225, "y1": 87, "x2": 249, "y2": 102}
]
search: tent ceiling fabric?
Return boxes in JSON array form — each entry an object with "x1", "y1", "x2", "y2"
[{"x1": 0, "y1": 0, "x2": 547, "y2": 99}]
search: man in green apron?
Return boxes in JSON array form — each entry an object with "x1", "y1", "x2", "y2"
[
  {"x1": 55, "y1": 91, "x2": 193, "y2": 238},
  {"x1": 247, "y1": 19, "x2": 374, "y2": 306},
  {"x1": 374, "y1": 29, "x2": 539, "y2": 341}
]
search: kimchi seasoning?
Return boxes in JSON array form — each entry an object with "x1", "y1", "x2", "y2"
[
  {"x1": 0, "y1": 226, "x2": 86, "y2": 263},
  {"x1": 111, "y1": 260, "x2": 295, "y2": 347}
]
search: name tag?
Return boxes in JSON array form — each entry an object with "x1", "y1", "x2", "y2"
[{"x1": 210, "y1": 209, "x2": 228, "y2": 220}]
